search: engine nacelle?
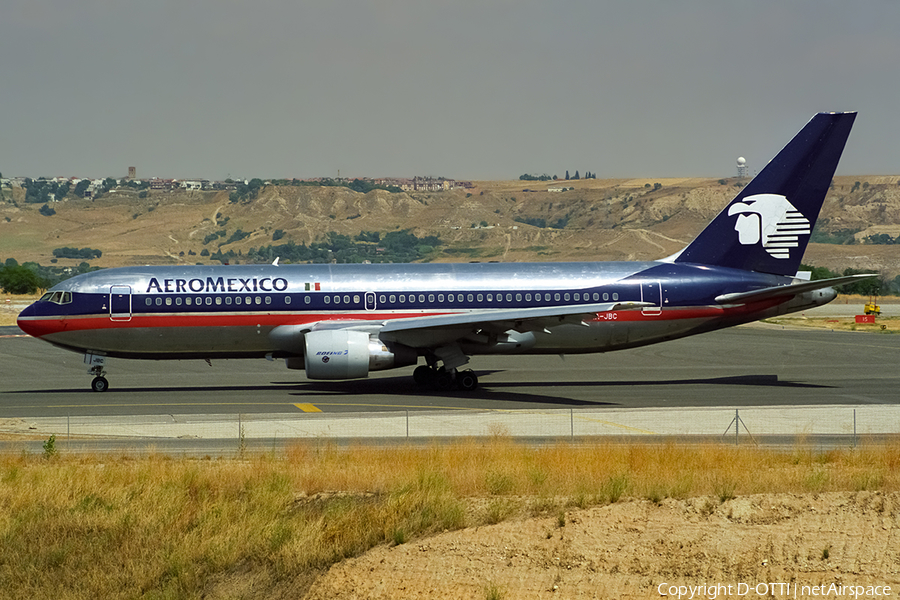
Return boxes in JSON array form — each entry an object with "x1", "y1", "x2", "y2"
[
  {"x1": 296, "y1": 329, "x2": 416, "y2": 380},
  {"x1": 304, "y1": 330, "x2": 370, "y2": 379}
]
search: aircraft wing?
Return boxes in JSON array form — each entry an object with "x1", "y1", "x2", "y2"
[
  {"x1": 378, "y1": 301, "x2": 651, "y2": 348},
  {"x1": 714, "y1": 274, "x2": 878, "y2": 305},
  {"x1": 270, "y1": 301, "x2": 652, "y2": 349}
]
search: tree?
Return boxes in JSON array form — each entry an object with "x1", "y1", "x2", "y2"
[
  {"x1": 565, "y1": 170, "x2": 570, "y2": 180},
  {"x1": 24, "y1": 179, "x2": 55, "y2": 204},
  {"x1": 74, "y1": 179, "x2": 90, "y2": 198},
  {"x1": 230, "y1": 178, "x2": 265, "y2": 203},
  {"x1": 355, "y1": 231, "x2": 380, "y2": 243},
  {"x1": 0, "y1": 264, "x2": 46, "y2": 294},
  {"x1": 52, "y1": 247, "x2": 102, "y2": 259},
  {"x1": 57, "y1": 181, "x2": 71, "y2": 199}
]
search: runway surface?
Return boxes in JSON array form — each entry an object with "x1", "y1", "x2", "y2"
[{"x1": 2, "y1": 323, "x2": 899, "y2": 419}]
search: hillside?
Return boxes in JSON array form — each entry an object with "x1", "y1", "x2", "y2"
[{"x1": 3, "y1": 176, "x2": 900, "y2": 278}]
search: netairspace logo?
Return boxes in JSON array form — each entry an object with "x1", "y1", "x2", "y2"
[
  {"x1": 728, "y1": 194, "x2": 811, "y2": 259},
  {"x1": 657, "y1": 582, "x2": 892, "y2": 599}
]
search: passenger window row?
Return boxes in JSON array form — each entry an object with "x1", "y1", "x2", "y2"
[
  {"x1": 378, "y1": 291, "x2": 619, "y2": 304},
  {"x1": 145, "y1": 295, "x2": 276, "y2": 307},
  {"x1": 140, "y1": 290, "x2": 620, "y2": 309}
]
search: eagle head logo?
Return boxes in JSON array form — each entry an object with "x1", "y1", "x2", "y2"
[{"x1": 727, "y1": 194, "x2": 811, "y2": 259}]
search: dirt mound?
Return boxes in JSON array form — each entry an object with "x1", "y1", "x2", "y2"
[{"x1": 306, "y1": 492, "x2": 899, "y2": 599}]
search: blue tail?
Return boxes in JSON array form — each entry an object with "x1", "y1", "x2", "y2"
[{"x1": 674, "y1": 112, "x2": 856, "y2": 276}]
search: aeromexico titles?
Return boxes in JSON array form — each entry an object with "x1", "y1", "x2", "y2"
[{"x1": 18, "y1": 112, "x2": 873, "y2": 392}]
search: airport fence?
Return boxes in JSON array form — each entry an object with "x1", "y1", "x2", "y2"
[{"x1": 3, "y1": 405, "x2": 900, "y2": 454}]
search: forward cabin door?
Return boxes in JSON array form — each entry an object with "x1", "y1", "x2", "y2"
[{"x1": 110, "y1": 285, "x2": 132, "y2": 321}]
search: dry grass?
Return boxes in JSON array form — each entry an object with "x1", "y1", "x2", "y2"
[
  {"x1": 764, "y1": 315, "x2": 900, "y2": 332},
  {"x1": 1, "y1": 438, "x2": 899, "y2": 599},
  {"x1": 1, "y1": 293, "x2": 39, "y2": 327}
]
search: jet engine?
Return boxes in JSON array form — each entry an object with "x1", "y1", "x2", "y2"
[{"x1": 284, "y1": 329, "x2": 416, "y2": 380}]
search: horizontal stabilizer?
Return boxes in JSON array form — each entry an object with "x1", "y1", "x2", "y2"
[{"x1": 715, "y1": 274, "x2": 877, "y2": 305}]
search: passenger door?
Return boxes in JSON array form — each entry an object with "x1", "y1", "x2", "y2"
[
  {"x1": 640, "y1": 281, "x2": 662, "y2": 316},
  {"x1": 110, "y1": 285, "x2": 132, "y2": 321}
]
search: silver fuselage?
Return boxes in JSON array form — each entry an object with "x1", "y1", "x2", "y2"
[{"x1": 18, "y1": 261, "x2": 835, "y2": 361}]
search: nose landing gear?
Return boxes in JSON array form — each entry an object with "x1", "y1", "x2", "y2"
[
  {"x1": 91, "y1": 373, "x2": 109, "y2": 393},
  {"x1": 85, "y1": 353, "x2": 109, "y2": 392}
]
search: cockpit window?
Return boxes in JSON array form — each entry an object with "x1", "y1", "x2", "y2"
[{"x1": 42, "y1": 291, "x2": 73, "y2": 305}]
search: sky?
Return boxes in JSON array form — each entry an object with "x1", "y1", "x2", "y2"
[{"x1": 2, "y1": 1, "x2": 899, "y2": 181}]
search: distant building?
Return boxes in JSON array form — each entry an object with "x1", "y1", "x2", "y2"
[
  {"x1": 83, "y1": 179, "x2": 105, "y2": 198},
  {"x1": 180, "y1": 180, "x2": 210, "y2": 190},
  {"x1": 149, "y1": 178, "x2": 177, "y2": 190},
  {"x1": 400, "y1": 176, "x2": 456, "y2": 192}
]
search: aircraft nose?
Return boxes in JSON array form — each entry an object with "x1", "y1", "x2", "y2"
[{"x1": 16, "y1": 302, "x2": 40, "y2": 336}]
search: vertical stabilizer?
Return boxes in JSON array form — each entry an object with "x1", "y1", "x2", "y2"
[{"x1": 674, "y1": 112, "x2": 856, "y2": 275}]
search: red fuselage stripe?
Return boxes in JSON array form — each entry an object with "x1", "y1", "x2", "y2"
[
  {"x1": 18, "y1": 305, "x2": 749, "y2": 338},
  {"x1": 19, "y1": 311, "x2": 446, "y2": 337}
]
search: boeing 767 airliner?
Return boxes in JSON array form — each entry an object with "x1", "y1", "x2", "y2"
[{"x1": 18, "y1": 112, "x2": 872, "y2": 392}]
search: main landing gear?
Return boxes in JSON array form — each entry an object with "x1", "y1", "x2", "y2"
[
  {"x1": 85, "y1": 353, "x2": 109, "y2": 392},
  {"x1": 413, "y1": 365, "x2": 479, "y2": 391}
]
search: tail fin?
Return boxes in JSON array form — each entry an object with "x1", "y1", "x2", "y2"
[{"x1": 673, "y1": 112, "x2": 856, "y2": 275}]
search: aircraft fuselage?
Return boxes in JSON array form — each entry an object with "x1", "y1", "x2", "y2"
[{"x1": 18, "y1": 260, "x2": 834, "y2": 360}]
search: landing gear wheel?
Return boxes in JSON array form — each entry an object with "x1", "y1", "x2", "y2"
[
  {"x1": 434, "y1": 369, "x2": 454, "y2": 391},
  {"x1": 413, "y1": 365, "x2": 434, "y2": 387},
  {"x1": 413, "y1": 362, "x2": 478, "y2": 392},
  {"x1": 91, "y1": 376, "x2": 109, "y2": 393},
  {"x1": 456, "y1": 369, "x2": 478, "y2": 391}
]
